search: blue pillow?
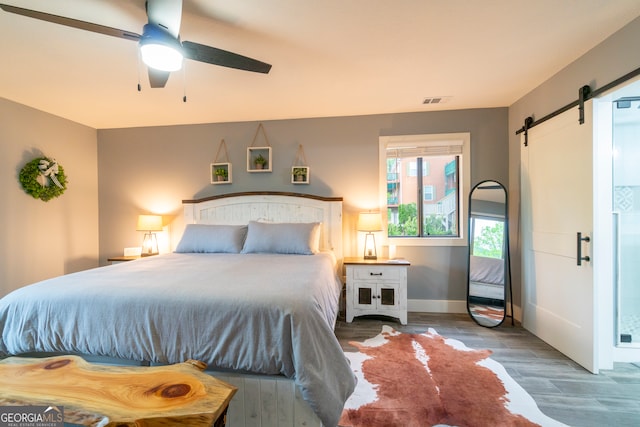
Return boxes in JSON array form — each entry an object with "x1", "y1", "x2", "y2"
[
  {"x1": 241, "y1": 221, "x2": 321, "y2": 255},
  {"x1": 175, "y1": 224, "x2": 247, "y2": 253}
]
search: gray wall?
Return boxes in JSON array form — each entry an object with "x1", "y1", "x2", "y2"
[
  {"x1": 508, "y1": 16, "x2": 640, "y2": 311},
  {"x1": 0, "y1": 98, "x2": 99, "y2": 297},
  {"x1": 7, "y1": 14, "x2": 639, "y2": 311},
  {"x1": 98, "y1": 108, "x2": 508, "y2": 305}
]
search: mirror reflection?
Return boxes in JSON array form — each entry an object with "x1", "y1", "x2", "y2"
[{"x1": 467, "y1": 180, "x2": 509, "y2": 327}]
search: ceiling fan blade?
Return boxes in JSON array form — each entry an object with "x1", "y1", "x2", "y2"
[
  {"x1": 1, "y1": 2, "x2": 272, "y2": 83},
  {"x1": 0, "y1": 3, "x2": 140, "y2": 41},
  {"x1": 145, "y1": 0, "x2": 182, "y2": 38},
  {"x1": 148, "y1": 68, "x2": 171, "y2": 88},
  {"x1": 182, "y1": 41, "x2": 272, "y2": 74}
]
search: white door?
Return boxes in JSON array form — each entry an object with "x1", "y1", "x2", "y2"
[{"x1": 521, "y1": 102, "x2": 596, "y2": 373}]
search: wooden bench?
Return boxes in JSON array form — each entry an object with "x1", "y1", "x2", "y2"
[{"x1": 0, "y1": 355, "x2": 236, "y2": 426}]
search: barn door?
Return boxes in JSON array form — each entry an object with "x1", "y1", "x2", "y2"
[{"x1": 520, "y1": 101, "x2": 597, "y2": 373}]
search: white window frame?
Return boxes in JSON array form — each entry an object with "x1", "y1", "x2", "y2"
[{"x1": 379, "y1": 132, "x2": 470, "y2": 247}]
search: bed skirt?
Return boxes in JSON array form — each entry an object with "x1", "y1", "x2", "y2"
[{"x1": 212, "y1": 371, "x2": 323, "y2": 427}]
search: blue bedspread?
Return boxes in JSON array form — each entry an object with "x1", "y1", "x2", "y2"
[{"x1": 0, "y1": 252, "x2": 355, "y2": 427}]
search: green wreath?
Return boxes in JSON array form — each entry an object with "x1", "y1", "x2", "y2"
[{"x1": 19, "y1": 157, "x2": 68, "y2": 202}]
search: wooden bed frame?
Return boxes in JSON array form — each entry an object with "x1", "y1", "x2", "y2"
[{"x1": 181, "y1": 192, "x2": 344, "y2": 427}]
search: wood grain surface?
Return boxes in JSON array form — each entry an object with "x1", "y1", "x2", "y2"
[{"x1": 0, "y1": 355, "x2": 236, "y2": 427}]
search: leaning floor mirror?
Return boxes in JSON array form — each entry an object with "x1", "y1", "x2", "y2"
[{"x1": 467, "y1": 180, "x2": 513, "y2": 327}]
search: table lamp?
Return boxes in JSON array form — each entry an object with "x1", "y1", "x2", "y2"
[{"x1": 358, "y1": 212, "x2": 382, "y2": 260}]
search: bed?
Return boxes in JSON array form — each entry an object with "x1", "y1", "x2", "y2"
[
  {"x1": 0, "y1": 192, "x2": 354, "y2": 427},
  {"x1": 468, "y1": 255, "x2": 505, "y2": 302}
]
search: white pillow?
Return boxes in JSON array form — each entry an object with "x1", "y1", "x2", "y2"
[
  {"x1": 175, "y1": 224, "x2": 247, "y2": 253},
  {"x1": 241, "y1": 221, "x2": 321, "y2": 255}
]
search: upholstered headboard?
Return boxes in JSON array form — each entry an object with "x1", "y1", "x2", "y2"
[{"x1": 182, "y1": 192, "x2": 343, "y2": 260}]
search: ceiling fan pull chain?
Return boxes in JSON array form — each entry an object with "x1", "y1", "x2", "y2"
[
  {"x1": 137, "y1": 49, "x2": 142, "y2": 92},
  {"x1": 182, "y1": 63, "x2": 187, "y2": 102}
]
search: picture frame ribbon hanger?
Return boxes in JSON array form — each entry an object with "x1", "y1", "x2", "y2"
[
  {"x1": 250, "y1": 123, "x2": 271, "y2": 147},
  {"x1": 293, "y1": 144, "x2": 308, "y2": 166},
  {"x1": 214, "y1": 138, "x2": 230, "y2": 163},
  {"x1": 291, "y1": 144, "x2": 310, "y2": 184}
]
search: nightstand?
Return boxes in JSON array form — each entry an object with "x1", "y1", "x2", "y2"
[{"x1": 344, "y1": 257, "x2": 410, "y2": 325}]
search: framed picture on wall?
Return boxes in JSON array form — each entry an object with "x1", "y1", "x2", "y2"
[
  {"x1": 211, "y1": 163, "x2": 232, "y2": 184},
  {"x1": 247, "y1": 147, "x2": 272, "y2": 172},
  {"x1": 291, "y1": 166, "x2": 309, "y2": 184}
]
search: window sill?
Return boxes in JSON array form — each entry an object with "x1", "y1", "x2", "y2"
[{"x1": 388, "y1": 237, "x2": 467, "y2": 247}]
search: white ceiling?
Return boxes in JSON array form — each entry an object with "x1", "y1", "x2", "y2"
[{"x1": 1, "y1": 0, "x2": 640, "y2": 129}]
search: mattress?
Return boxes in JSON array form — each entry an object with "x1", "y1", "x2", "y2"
[{"x1": 469, "y1": 255, "x2": 504, "y2": 285}]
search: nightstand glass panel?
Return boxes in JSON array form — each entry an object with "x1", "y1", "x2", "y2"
[
  {"x1": 380, "y1": 287, "x2": 395, "y2": 306},
  {"x1": 358, "y1": 288, "x2": 372, "y2": 305}
]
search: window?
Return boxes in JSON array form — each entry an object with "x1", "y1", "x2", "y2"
[
  {"x1": 379, "y1": 133, "x2": 470, "y2": 246},
  {"x1": 470, "y1": 217, "x2": 505, "y2": 258},
  {"x1": 423, "y1": 185, "x2": 435, "y2": 201}
]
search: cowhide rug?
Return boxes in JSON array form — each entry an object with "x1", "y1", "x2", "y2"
[
  {"x1": 339, "y1": 326, "x2": 568, "y2": 427},
  {"x1": 469, "y1": 304, "x2": 505, "y2": 322}
]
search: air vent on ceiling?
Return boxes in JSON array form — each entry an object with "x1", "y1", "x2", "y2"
[{"x1": 423, "y1": 96, "x2": 451, "y2": 105}]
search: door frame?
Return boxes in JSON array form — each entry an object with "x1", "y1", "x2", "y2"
[
  {"x1": 595, "y1": 77, "x2": 640, "y2": 364},
  {"x1": 593, "y1": 95, "x2": 615, "y2": 370}
]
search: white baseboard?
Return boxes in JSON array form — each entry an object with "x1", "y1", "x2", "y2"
[
  {"x1": 408, "y1": 299, "x2": 523, "y2": 323},
  {"x1": 613, "y1": 346, "x2": 640, "y2": 363},
  {"x1": 408, "y1": 299, "x2": 467, "y2": 314}
]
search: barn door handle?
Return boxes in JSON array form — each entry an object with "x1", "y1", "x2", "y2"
[{"x1": 577, "y1": 232, "x2": 591, "y2": 265}]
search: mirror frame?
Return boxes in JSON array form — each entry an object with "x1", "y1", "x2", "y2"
[{"x1": 466, "y1": 180, "x2": 512, "y2": 328}]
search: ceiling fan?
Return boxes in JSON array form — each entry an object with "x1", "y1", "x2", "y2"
[{"x1": 0, "y1": 0, "x2": 272, "y2": 89}]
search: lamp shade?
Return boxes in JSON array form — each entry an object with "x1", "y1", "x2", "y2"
[
  {"x1": 136, "y1": 215, "x2": 163, "y2": 231},
  {"x1": 357, "y1": 212, "x2": 382, "y2": 232}
]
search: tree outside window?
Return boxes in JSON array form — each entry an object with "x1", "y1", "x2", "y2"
[{"x1": 471, "y1": 218, "x2": 505, "y2": 258}]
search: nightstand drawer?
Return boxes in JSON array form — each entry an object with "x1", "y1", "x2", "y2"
[{"x1": 353, "y1": 266, "x2": 403, "y2": 281}]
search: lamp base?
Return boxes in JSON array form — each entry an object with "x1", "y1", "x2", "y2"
[
  {"x1": 141, "y1": 232, "x2": 159, "y2": 257},
  {"x1": 363, "y1": 232, "x2": 378, "y2": 260}
]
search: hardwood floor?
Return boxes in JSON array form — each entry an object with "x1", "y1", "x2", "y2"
[{"x1": 335, "y1": 313, "x2": 640, "y2": 427}]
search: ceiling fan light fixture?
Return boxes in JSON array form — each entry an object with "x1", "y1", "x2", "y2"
[{"x1": 139, "y1": 23, "x2": 183, "y2": 72}]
